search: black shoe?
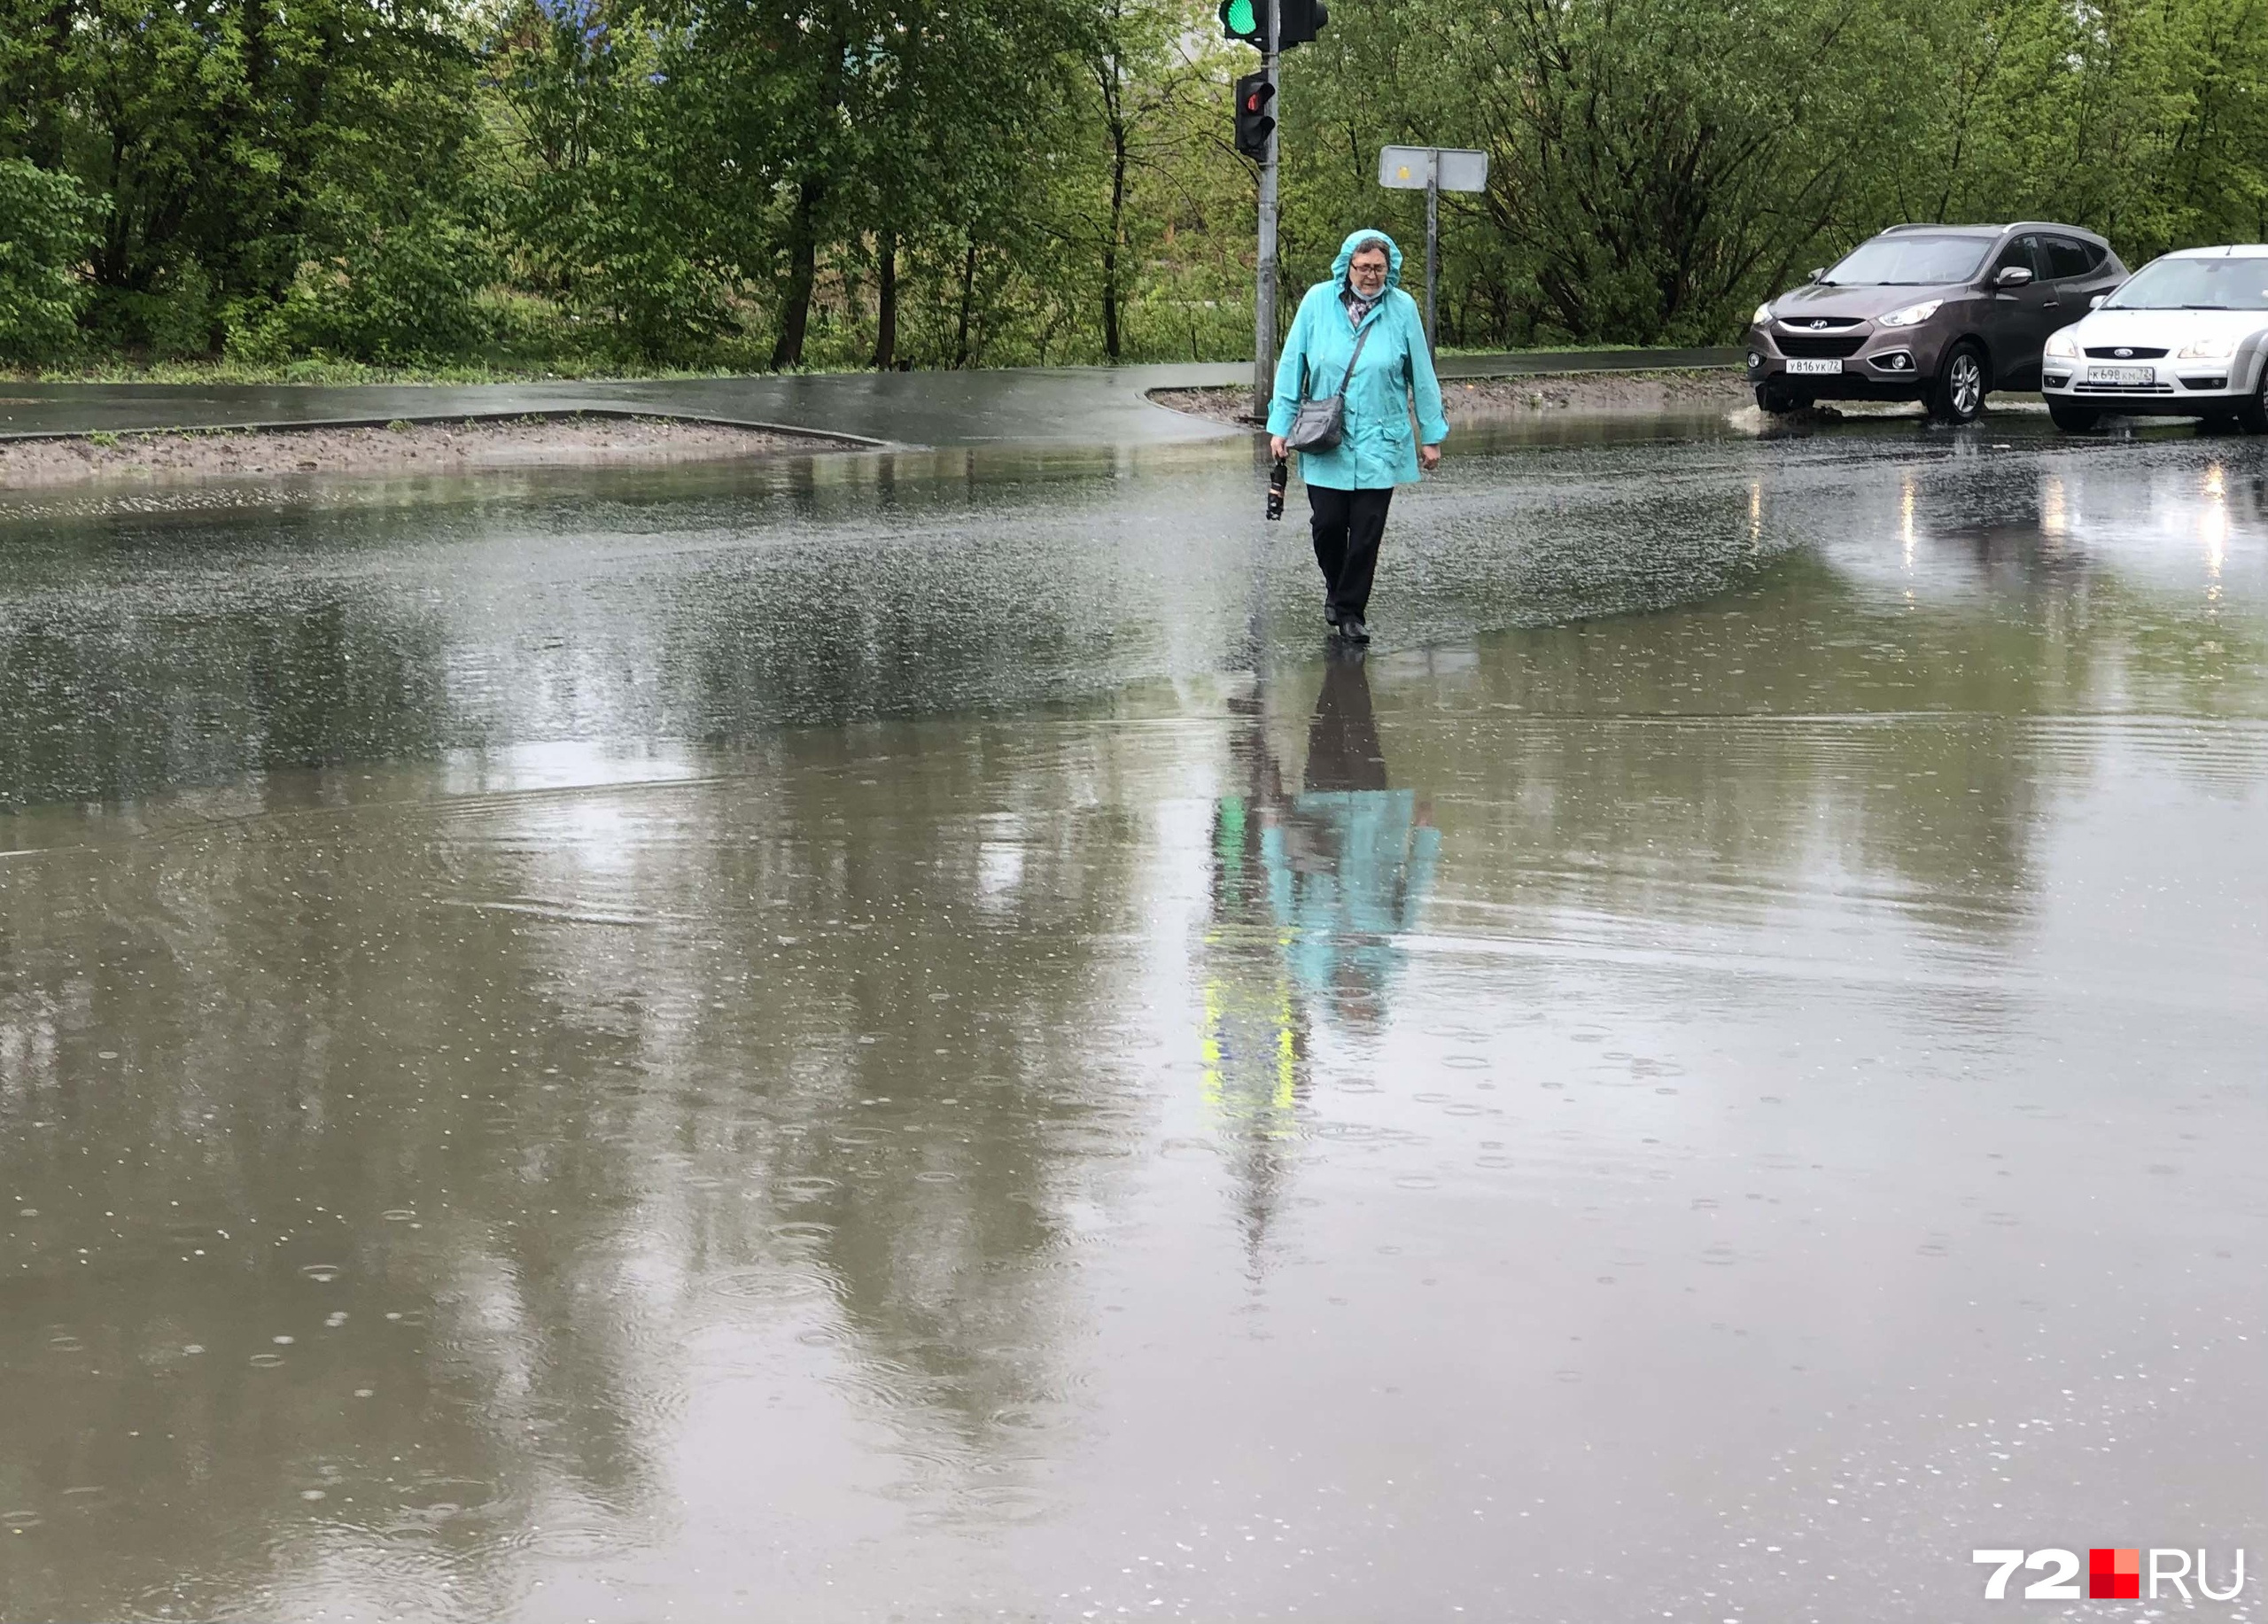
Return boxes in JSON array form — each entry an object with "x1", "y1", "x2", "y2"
[
  {"x1": 1324, "y1": 600, "x2": 1341, "y2": 626},
  {"x1": 1339, "y1": 615, "x2": 1370, "y2": 644}
]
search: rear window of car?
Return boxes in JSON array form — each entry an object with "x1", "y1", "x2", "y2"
[
  {"x1": 1822, "y1": 235, "x2": 1992, "y2": 286},
  {"x1": 2044, "y1": 238, "x2": 2097, "y2": 279},
  {"x1": 2105, "y1": 256, "x2": 2268, "y2": 311}
]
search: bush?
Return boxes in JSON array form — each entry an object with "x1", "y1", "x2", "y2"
[
  {"x1": 0, "y1": 159, "x2": 94, "y2": 362},
  {"x1": 239, "y1": 206, "x2": 498, "y2": 364},
  {"x1": 571, "y1": 239, "x2": 739, "y2": 365},
  {"x1": 84, "y1": 258, "x2": 221, "y2": 359}
]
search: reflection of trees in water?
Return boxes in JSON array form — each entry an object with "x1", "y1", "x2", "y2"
[
  {"x1": 1426, "y1": 556, "x2": 2040, "y2": 934},
  {"x1": 0, "y1": 458, "x2": 1246, "y2": 808},
  {"x1": 0, "y1": 593, "x2": 455, "y2": 806},
  {"x1": 0, "y1": 717, "x2": 1166, "y2": 1619},
  {"x1": 1382, "y1": 547, "x2": 2268, "y2": 952},
  {"x1": 700, "y1": 722, "x2": 1158, "y2": 1472},
  {"x1": 4, "y1": 447, "x2": 2267, "y2": 1613},
  {"x1": 0, "y1": 791, "x2": 675, "y2": 1620},
  {"x1": 1930, "y1": 483, "x2": 2268, "y2": 732},
  {"x1": 8, "y1": 440, "x2": 2261, "y2": 819}
]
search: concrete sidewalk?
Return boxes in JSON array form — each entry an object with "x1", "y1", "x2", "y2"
[{"x1": 0, "y1": 347, "x2": 1740, "y2": 448}]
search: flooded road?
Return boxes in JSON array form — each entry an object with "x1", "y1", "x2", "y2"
[{"x1": 2, "y1": 411, "x2": 2264, "y2": 1621}]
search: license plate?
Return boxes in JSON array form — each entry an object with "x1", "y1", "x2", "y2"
[
  {"x1": 1785, "y1": 357, "x2": 1843, "y2": 376},
  {"x1": 2088, "y1": 364, "x2": 2154, "y2": 386}
]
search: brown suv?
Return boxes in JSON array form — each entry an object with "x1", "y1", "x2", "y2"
[{"x1": 1744, "y1": 223, "x2": 2128, "y2": 423}]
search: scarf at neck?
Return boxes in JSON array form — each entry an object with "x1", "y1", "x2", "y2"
[{"x1": 1342, "y1": 288, "x2": 1379, "y2": 327}]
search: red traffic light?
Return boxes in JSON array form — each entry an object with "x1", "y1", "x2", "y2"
[{"x1": 1234, "y1": 70, "x2": 1275, "y2": 159}]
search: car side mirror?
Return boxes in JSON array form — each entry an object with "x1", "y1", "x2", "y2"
[
  {"x1": 1807, "y1": 267, "x2": 1824, "y2": 283},
  {"x1": 2089, "y1": 291, "x2": 2108, "y2": 309},
  {"x1": 1995, "y1": 265, "x2": 2034, "y2": 289}
]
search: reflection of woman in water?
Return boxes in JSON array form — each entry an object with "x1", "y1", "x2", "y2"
[
  {"x1": 1264, "y1": 650, "x2": 1439, "y2": 1033},
  {"x1": 1205, "y1": 651, "x2": 1438, "y2": 1067}
]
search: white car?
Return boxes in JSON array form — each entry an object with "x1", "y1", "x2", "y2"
[{"x1": 2041, "y1": 244, "x2": 2268, "y2": 431}]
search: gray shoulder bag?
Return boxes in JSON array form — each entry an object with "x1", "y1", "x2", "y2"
[{"x1": 1285, "y1": 314, "x2": 1378, "y2": 453}]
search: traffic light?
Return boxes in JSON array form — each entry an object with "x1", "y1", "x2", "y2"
[
  {"x1": 1220, "y1": 0, "x2": 1325, "y2": 49},
  {"x1": 1217, "y1": 0, "x2": 1268, "y2": 46},
  {"x1": 1234, "y1": 70, "x2": 1275, "y2": 159},
  {"x1": 1277, "y1": 0, "x2": 1328, "y2": 46}
]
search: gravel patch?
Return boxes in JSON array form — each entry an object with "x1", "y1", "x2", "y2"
[
  {"x1": 1150, "y1": 369, "x2": 1753, "y2": 426},
  {"x1": 0, "y1": 413, "x2": 865, "y2": 491}
]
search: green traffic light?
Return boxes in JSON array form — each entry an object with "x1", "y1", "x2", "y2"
[{"x1": 1218, "y1": 0, "x2": 1258, "y2": 41}]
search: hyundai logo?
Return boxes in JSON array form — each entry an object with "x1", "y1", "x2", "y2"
[
  {"x1": 1810, "y1": 320, "x2": 1829, "y2": 330},
  {"x1": 2115, "y1": 347, "x2": 2133, "y2": 358}
]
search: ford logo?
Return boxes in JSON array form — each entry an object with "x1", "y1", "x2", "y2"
[{"x1": 2115, "y1": 347, "x2": 2133, "y2": 357}]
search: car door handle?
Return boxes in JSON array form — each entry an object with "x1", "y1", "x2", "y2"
[{"x1": 2042, "y1": 299, "x2": 2060, "y2": 308}]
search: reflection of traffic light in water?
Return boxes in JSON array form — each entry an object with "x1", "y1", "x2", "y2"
[
  {"x1": 1201, "y1": 789, "x2": 1304, "y2": 1135},
  {"x1": 1202, "y1": 766, "x2": 1310, "y2": 1265}
]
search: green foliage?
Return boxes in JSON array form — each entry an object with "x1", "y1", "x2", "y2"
[
  {"x1": 4, "y1": 0, "x2": 2268, "y2": 369},
  {"x1": 1875, "y1": 0, "x2": 2268, "y2": 256},
  {"x1": 1452, "y1": 0, "x2": 1927, "y2": 342},
  {"x1": 225, "y1": 210, "x2": 497, "y2": 365},
  {"x1": 1269, "y1": 0, "x2": 2268, "y2": 346},
  {"x1": 0, "y1": 158, "x2": 93, "y2": 361},
  {"x1": 1278, "y1": 0, "x2": 1917, "y2": 342},
  {"x1": 0, "y1": 0, "x2": 493, "y2": 358},
  {"x1": 485, "y1": 0, "x2": 739, "y2": 361}
]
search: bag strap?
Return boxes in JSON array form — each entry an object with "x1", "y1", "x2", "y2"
[
  {"x1": 1294, "y1": 298, "x2": 1381, "y2": 404},
  {"x1": 1335, "y1": 313, "x2": 1377, "y2": 398}
]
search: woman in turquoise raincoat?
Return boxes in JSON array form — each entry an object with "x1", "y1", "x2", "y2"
[{"x1": 1267, "y1": 229, "x2": 1449, "y2": 644}]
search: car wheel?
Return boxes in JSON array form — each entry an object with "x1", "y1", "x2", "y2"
[
  {"x1": 1925, "y1": 342, "x2": 1988, "y2": 423},
  {"x1": 2047, "y1": 402, "x2": 2101, "y2": 432},
  {"x1": 2240, "y1": 369, "x2": 2268, "y2": 434},
  {"x1": 1755, "y1": 384, "x2": 1805, "y2": 415}
]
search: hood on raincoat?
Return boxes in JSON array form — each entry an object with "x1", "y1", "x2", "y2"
[{"x1": 1332, "y1": 229, "x2": 1404, "y2": 295}]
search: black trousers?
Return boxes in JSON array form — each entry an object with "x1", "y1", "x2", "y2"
[{"x1": 1308, "y1": 485, "x2": 1393, "y2": 620}]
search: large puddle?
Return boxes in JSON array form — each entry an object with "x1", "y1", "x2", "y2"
[{"x1": 2, "y1": 416, "x2": 2264, "y2": 1620}]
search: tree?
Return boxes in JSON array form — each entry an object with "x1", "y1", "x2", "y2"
[
  {"x1": 0, "y1": 158, "x2": 93, "y2": 361},
  {"x1": 0, "y1": 0, "x2": 490, "y2": 356}
]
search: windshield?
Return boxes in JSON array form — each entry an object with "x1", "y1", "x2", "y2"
[
  {"x1": 1821, "y1": 235, "x2": 1991, "y2": 286},
  {"x1": 2105, "y1": 256, "x2": 2268, "y2": 311}
]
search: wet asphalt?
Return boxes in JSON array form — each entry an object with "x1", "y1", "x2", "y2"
[{"x1": 0, "y1": 401, "x2": 2262, "y2": 1621}]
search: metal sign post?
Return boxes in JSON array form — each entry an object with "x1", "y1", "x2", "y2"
[
  {"x1": 1424, "y1": 178, "x2": 1438, "y2": 344},
  {"x1": 1379, "y1": 145, "x2": 1487, "y2": 349},
  {"x1": 1251, "y1": 12, "x2": 1281, "y2": 419}
]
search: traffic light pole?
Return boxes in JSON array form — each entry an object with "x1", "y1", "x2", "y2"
[{"x1": 1250, "y1": 16, "x2": 1279, "y2": 420}]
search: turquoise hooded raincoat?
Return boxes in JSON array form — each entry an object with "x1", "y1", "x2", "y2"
[{"x1": 1266, "y1": 229, "x2": 1449, "y2": 491}]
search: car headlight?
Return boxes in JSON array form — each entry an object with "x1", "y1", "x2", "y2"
[
  {"x1": 2178, "y1": 336, "x2": 2237, "y2": 359},
  {"x1": 1751, "y1": 303, "x2": 1773, "y2": 328},
  {"x1": 1876, "y1": 299, "x2": 1944, "y2": 329},
  {"x1": 2043, "y1": 330, "x2": 2080, "y2": 359}
]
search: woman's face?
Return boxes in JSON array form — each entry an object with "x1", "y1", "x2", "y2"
[{"x1": 1348, "y1": 250, "x2": 1388, "y2": 295}]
